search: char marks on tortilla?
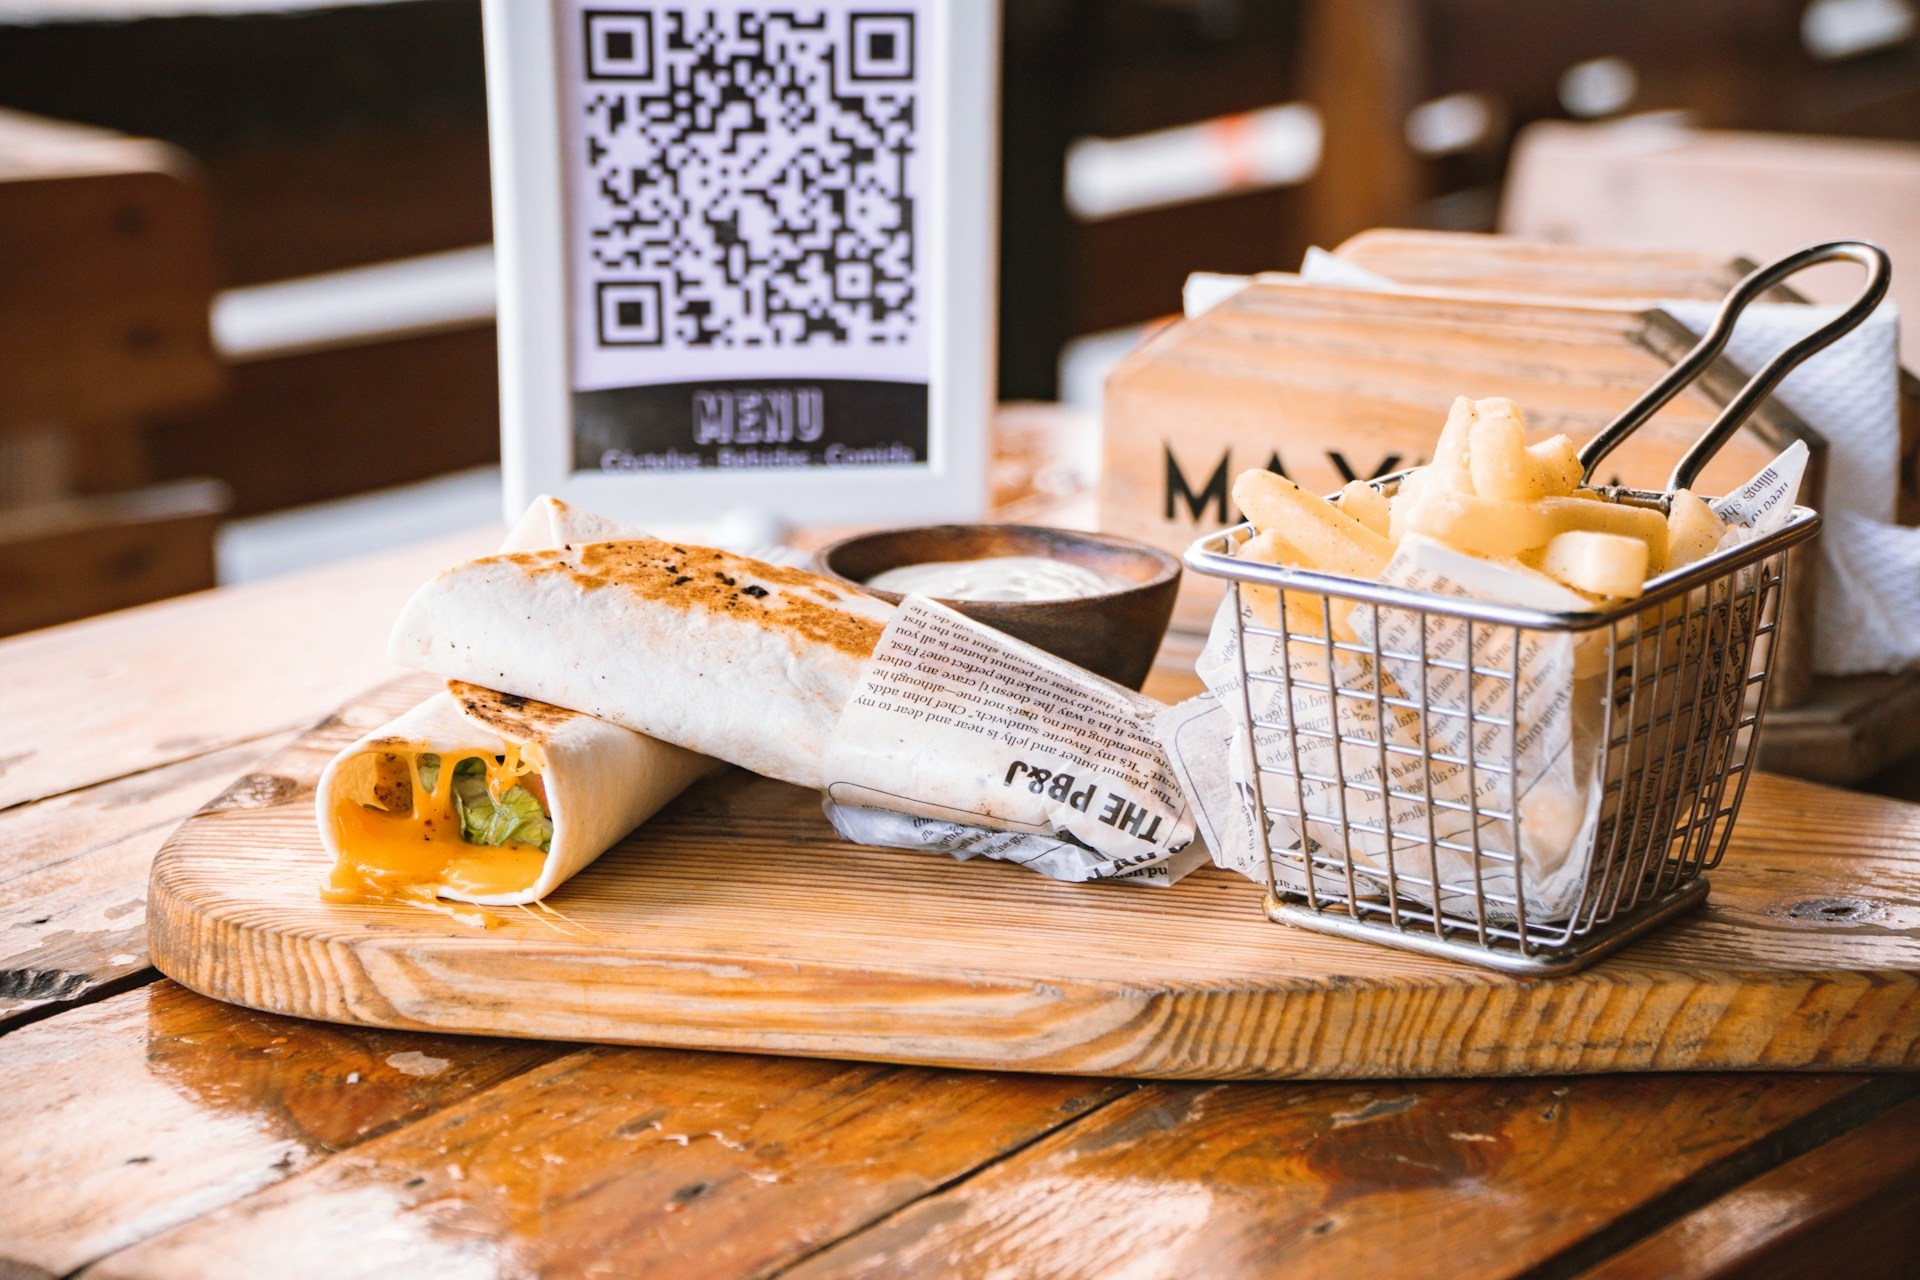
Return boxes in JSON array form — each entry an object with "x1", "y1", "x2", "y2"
[
  {"x1": 388, "y1": 534, "x2": 893, "y2": 788},
  {"x1": 509, "y1": 539, "x2": 887, "y2": 660},
  {"x1": 448, "y1": 680, "x2": 577, "y2": 744}
]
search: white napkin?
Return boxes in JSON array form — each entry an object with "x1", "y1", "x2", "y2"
[{"x1": 1662, "y1": 298, "x2": 1916, "y2": 675}]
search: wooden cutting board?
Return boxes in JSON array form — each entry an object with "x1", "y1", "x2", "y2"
[{"x1": 147, "y1": 675, "x2": 1920, "y2": 1080}]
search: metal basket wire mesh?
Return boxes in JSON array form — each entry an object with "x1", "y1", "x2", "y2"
[{"x1": 1184, "y1": 488, "x2": 1821, "y2": 974}]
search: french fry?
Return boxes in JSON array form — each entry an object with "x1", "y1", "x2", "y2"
[
  {"x1": 1337, "y1": 479, "x2": 1392, "y2": 537},
  {"x1": 1233, "y1": 470, "x2": 1393, "y2": 579},
  {"x1": 1234, "y1": 528, "x2": 1353, "y2": 639},
  {"x1": 1234, "y1": 529, "x2": 1287, "y2": 629},
  {"x1": 1395, "y1": 487, "x2": 1557, "y2": 559},
  {"x1": 1239, "y1": 396, "x2": 1702, "y2": 610},
  {"x1": 1540, "y1": 530, "x2": 1649, "y2": 599},
  {"x1": 1428, "y1": 396, "x2": 1477, "y2": 495},
  {"x1": 1386, "y1": 468, "x2": 1425, "y2": 545},
  {"x1": 1526, "y1": 434, "x2": 1583, "y2": 498},
  {"x1": 1538, "y1": 497, "x2": 1669, "y2": 574},
  {"x1": 1665, "y1": 489, "x2": 1726, "y2": 570},
  {"x1": 1467, "y1": 398, "x2": 1536, "y2": 501}
]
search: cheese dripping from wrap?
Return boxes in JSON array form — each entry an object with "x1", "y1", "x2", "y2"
[{"x1": 316, "y1": 498, "x2": 724, "y2": 917}]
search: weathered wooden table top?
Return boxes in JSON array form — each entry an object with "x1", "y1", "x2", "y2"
[{"x1": 5, "y1": 524, "x2": 1919, "y2": 1280}]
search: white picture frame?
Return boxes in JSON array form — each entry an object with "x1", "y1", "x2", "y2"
[{"x1": 481, "y1": 0, "x2": 999, "y2": 532}]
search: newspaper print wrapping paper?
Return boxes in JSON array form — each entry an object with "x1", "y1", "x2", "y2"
[
  {"x1": 824, "y1": 594, "x2": 1199, "y2": 884},
  {"x1": 823, "y1": 802, "x2": 1210, "y2": 886}
]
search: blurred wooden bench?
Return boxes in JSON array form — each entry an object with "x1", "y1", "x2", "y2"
[
  {"x1": 0, "y1": 107, "x2": 228, "y2": 635},
  {"x1": 0, "y1": 480, "x2": 227, "y2": 635},
  {"x1": 0, "y1": 2, "x2": 501, "y2": 519}
]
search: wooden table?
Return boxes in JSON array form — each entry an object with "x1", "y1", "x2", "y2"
[{"x1": 5, "y1": 526, "x2": 1919, "y2": 1279}]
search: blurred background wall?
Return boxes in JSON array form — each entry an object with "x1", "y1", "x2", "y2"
[{"x1": 1, "y1": 0, "x2": 1917, "y2": 628}]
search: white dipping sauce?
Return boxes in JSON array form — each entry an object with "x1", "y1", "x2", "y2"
[{"x1": 867, "y1": 555, "x2": 1126, "y2": 602}]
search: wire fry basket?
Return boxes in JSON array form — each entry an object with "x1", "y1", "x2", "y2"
[
  {"x1": 1188, "y1": 497, "x2": 1818, "y2": 974},
  {"x1": 1180, "y1": 239, "x2": 1885, "y2": 975}
]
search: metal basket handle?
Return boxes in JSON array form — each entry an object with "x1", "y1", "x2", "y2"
[{"x1": 1577, "y1": 239, "x2": 1891, "y2": 492}]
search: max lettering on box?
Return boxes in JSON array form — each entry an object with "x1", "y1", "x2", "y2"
[{"x1": 1163, "y1": 445, "x2": 1410, "y2": 523}]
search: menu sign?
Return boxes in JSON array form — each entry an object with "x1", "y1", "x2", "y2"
[
  {"x1": 560, "y1": 3, "x2": 934, "y2": 473},
  {"x1": 482, "y1": 0, "x2": 995, "y2": 525}
]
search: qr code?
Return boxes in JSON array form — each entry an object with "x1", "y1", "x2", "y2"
[{"x1": 579, "y1": 7, "x2": 920, "y2": 351}]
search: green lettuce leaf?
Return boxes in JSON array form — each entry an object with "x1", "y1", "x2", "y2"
[
  {"x1": 417, "y1": 753, "x2": 490, "y2": 799},
  {"x1": 451, "y1": 771, "x2": 553, "y2": 853}
]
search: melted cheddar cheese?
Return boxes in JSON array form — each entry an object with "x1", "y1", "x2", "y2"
[{"x1": 323, "y1": 744, "x2": 552, "y2": 919}]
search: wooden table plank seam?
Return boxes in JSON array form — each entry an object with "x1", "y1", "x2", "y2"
[
  {"x1": 1, "y1": 729, "x2": 300, "y2": 1031},
  {"x1": 765, "y1": 1072, "x2": 1916, "y2": 1280},
  {"x1": 0, "y1": 527, "x2": 505, "y2": 812},
  {"x1": 73, "y1": 1040, "x2": 1137, "y2": 1280},
  {"x1": 1577, "y1": 1091, "x2": 1920, "y2": 1279},
  {"x1": 0, "y1": 980, "x2": 573, "y2": 1279},
  {"x1": 0, "y1": 725, "x2": 294, "y2": 821},
  {"x1": 1528, "y1": 1073, "x2": 1920, "y2": 1280},
  {"x1": 758, "y1": 1083, "x2": 1147, "y2": 1280},
  {"x1": 0, "y1": 965, "x2": 162, "y2": 1036}
]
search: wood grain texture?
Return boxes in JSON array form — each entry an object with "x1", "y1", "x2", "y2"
[
  {"x1": 147, "y1": 677, "x2": 1920, "y2": 1080},
  {"x1": 0, "y1": 524, "x2": 500, "y2": 810},
  {"x1": 87, "y1": 1047, "x2": 1123, "y2": 1280},
  {"x1": 1335, "y1": 230, "x2": 1757, "y2": 303},
  {"x1": 1578, "y1": 1093, "x2": 1920, "y2": 1280},
  {"x1": 0, "y1": 980, "x2": 560, "y2": 1279},
  {"x1": 1761, "y1": 671, "x2": 1920, "y2": 786},
  {"x1": 0, "y1": 729, "x2": 293, "y2": 1025},
  {"x1": 1099, "y1": 278, "x2": 1815, "y2": 634},
  {"x1": 782, "y1": 1074, "x2": 1915, "y2": 1280}
]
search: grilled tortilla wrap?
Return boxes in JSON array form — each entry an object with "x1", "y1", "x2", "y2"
[
  {"x1": 317, "y1": 681, "x2": 721, "y2": 908},
  {"x1": 388, "y1": 540, "x2": 894, "y2": 788},
  {"x1": 498, "y1": 493, "x2": 642, "y2": 554},
  {"x1": 318, "y1": 496, "x2": 724, "y2": 910}
]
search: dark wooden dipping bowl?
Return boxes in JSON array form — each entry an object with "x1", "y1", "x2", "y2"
[{"x1": 814, "y1": 524, "x2": 1182, "y2": 690}]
